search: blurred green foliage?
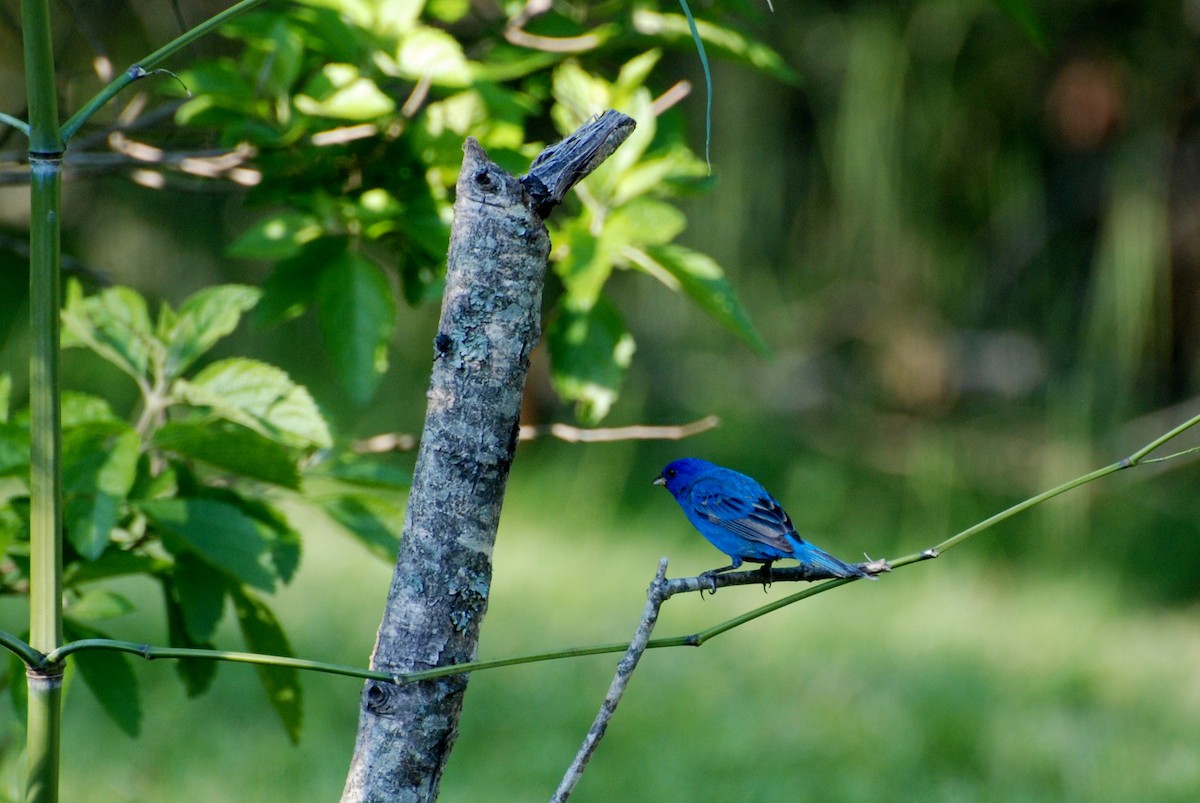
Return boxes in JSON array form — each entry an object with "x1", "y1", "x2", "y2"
[{"x1": 0, "y1": 0, "x2": 1199, "y2": 799}]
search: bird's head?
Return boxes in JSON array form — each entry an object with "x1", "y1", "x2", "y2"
[{"x1": 652, "y1": 457, "x2": 714, "y2": 497}]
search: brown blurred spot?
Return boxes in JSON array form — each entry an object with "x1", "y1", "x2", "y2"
[{"x1": 1045, "y1": 59, "x2": 1126, "y2": 151}]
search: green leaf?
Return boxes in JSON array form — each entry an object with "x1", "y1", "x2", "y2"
[
  {"x1": 295, "y1": 64, "x2": 395, "y2": 120},
  {"x1": 0, "y1": 373, "x2": 9, "y2": 422},
  {"x1": 161, "y1": 285, "x2": 262, "y2": 378},
  {"x1": 631, "y1": 10, "x2": 800, "y2": 85},
  {"x1": 231, "y1": 587, "x2": 302, "y2": 743},
  {"x1": 307, "y1": 454, "x2": 412, "y2": 489},
  {"x1": 65, "y1": 551, "x2": 163, "y2": 587},
  {"x1": 162, "y1": 579, "x2": 219, "y2": 698},
  {"x1": 546, "y1": 296, "x2": 636, "y2": 424},
  {"x1": 318, "y1": 494, "x2": 403, "y2": 560},
  {"x1": 990, "y1": 0, "x2": 1048, "y2": 50},
  {"x1": 392, "y1": 26, "x2": 471, "y2": 87},
  {"x1": 254, "y1": 238, "x2": 345, "y2": 327},
  {"x1": 178, "y1": 357, "x2": 333, "y2": 449},
  {"x1": 0, "y1": 422, "x2": 30, "y2": 478},
  {"x1": 65, "y1": 620, "x2": 142, "y2": 738},
  {"x1": 641, "y1": 244, "x2": 769, "y2": 356},
  {"x1": 608, "y1": 197, "x2": 687, "y2": 248},
  {"x1": 317, "y1": 251, "x2": 396, "y2": 404},
  {"x1": 153, "y1": 421, "x2": 301, "y2": 489},
  {"x1": 61, "y1": 282, "x2": 161, "y2": 383},
  {"x1": 171, "y1": 552, "x2": 227, "y2": 643},
  {"x1": 61, "y1": 392, "x2": 119, "y2": 427},
  {"x1": 62, "y1": 423, "x2": 140, "y2": 560},
  {"x1": 228, "y1": 213, "x2": 324, "y2": 261},
  {"x1": 552, "y1": 220, "x2": 612, "y2": 308},
  {"x1": 138, "y1": 498, "x2": 275, "y2": 591},
  {"x1": 67, "y1": 589, "x2": 134, "y2": 621}
]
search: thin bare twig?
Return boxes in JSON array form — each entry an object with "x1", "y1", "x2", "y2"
[
  {"x1": 352, "y1": 415, "x2": 721, "y2": 453},
  {"x1": 552, "y1": 559, "x2": 671, "y2": 802}
]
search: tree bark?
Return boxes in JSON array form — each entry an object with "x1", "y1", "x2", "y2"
[
  {"x1": 342, "y1": 112, "x2": 633, "y2": 801},
  {"x1": 340, "y1": 138, "x2": 549, "y2": 802}
]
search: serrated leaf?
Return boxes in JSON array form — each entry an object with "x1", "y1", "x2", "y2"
[
  {"x1": 229, "y1": 213, "x2": 324, "y2": 261},
  {"x1": 547, "y1": 296, "x2": 636, "y2": 424},
  {"x1": 318, "y1": 495, "x2": 403, "y2": 560},
  {"x1": 61, "y1": 281, "x2": 161, "y2": 382},
  {"x1": 139, "y1": 498, "x2": 275, "y2": 591},
  {"x1": 63, "y1": 423, "x2": 140, "y2": 560},
  {"x1": 162, "y1": 285, "x2": 262, "y2": 378},
  {"x1": 641, "y1": 244, "x2": 769, "y2": 356},
  {"x1": 154, "y1": 421, "x2": 301, "y2": 489},
  {"x1": 162, "y1": 579, "x2": 219, "y2": 698},
  {"x1": 179, "y1": 357, "x2": 332, "y2": 449},
  {"x1": 65, "y1": 620, "x2": 142, "y2": 738},
  {"x1": 171, "y1": 552, "x2": 227, "y2": 644},
  {"x1": 317, "y1": 251, "x2": 396, "y2": 404},
  {"x1": 67, "y1": 589, "x2": 134, "y2": 621},
  {"x1": 231, "y1": 587, "x2": 302, "y2": 743}
]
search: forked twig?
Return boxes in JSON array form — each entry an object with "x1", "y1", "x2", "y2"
[{"x1": 552, "y1": 559, "x2": 672, "y2": 802}]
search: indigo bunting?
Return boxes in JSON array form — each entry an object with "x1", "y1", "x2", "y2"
[{"x1": 654, "y1": 458, "x2": 870, "y2": 580}]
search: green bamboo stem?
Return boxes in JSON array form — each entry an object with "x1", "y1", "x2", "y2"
[
  {"x1": 60, "y1": 0, "x2": 272, "y2": 143},
  {"x1": 24, "y1": 673, "x2": 61, "y2": 803},
  {"x1": 23, "y1": 0, "x2": 64, "y2": 799}
]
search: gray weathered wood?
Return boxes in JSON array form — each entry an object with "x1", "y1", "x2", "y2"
[{"x1": 341, "y1": 115, "x2": 633, "y2": 802}]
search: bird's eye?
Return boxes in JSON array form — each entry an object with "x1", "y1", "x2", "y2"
[{"x1": 666, "y1": 468, "x2": 677, "y2": 478}]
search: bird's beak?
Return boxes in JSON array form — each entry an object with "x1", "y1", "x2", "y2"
[{"x1": 652, "y1": 474, "x2": 665, "y2": 487}]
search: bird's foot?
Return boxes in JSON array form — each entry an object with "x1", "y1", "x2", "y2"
[
  {"x1": 757, "y1": 563, "x2": 774, "y2": 592},
  {"x1": 698, "y1": 570, "x2": 719, "y2": 597}
]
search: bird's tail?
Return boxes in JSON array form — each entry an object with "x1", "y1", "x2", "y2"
[{"x1": 796, "y1": 542, "x2": 874, "y2": 580}]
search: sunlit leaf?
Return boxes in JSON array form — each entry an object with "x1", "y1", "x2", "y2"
[
  {"x1": 317, "y1": 251, "x2": 396, "y2": 404},
  {"x1": 138, "y1": 498, "x2": 275, "y2": 591},
  {"x1": 296, "y1": 64, "x2": 395, "y2": 120},
  {"x1": 394, "y1": 26, "x2": 471, "y2": 87},
  {"x1": 162, "y1": 285, "x2": 261, "y2": 378},
  {"x1": 66, "y1": 619, "x2": 142, "y2": 738},
  {"x1": 178, "y1": 358, "x2": 332, "y2": 449},
  {"x1": 231, "y1": 587, "x2": 302, "y2": 743},
  {"x1": 61, "y1": 281, "x2": 161, "y2": 383},
  {"x1": 631, "y1": 10, "x2": 800, "y2": 85},
  {"x1": 547, "y1": 295, "x2": 636, "y2": 424}
]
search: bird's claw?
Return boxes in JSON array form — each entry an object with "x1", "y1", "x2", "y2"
[{"x1": 698, "y1": 570, "x2": 719, "y2": 596}]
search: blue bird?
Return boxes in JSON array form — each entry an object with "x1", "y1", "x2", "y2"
[{"x1": 654, "y1": 458, "x2": 870, "y2": 580}]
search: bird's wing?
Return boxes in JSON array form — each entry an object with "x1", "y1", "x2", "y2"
[{"x1": 689, "y1": 477, "x2": 797, "y2": 555}]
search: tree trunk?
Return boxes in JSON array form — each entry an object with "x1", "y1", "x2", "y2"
[{"x1": 340, "y1": 138, "x2": 550, "y2": 802}]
